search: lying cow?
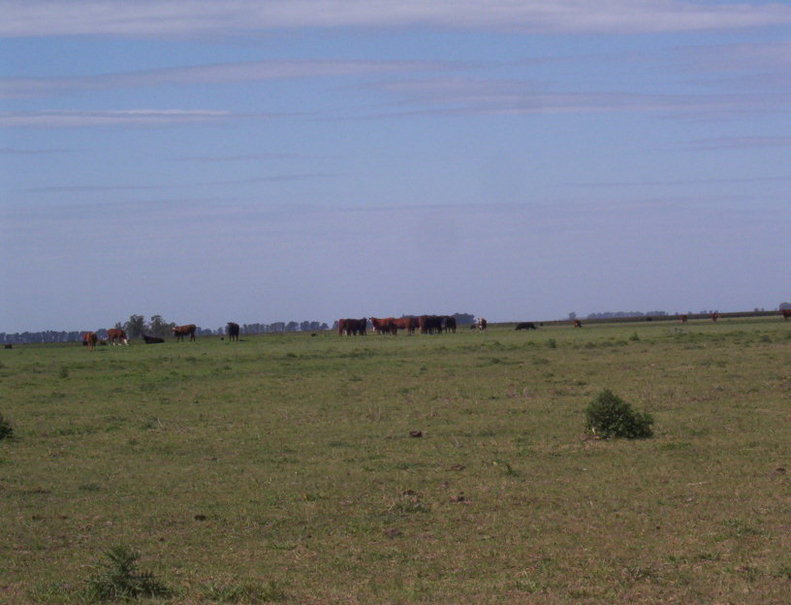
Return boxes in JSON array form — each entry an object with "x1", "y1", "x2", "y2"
[
  {"x1": 142, "y1": 334, "x2": 165, "y2": 344},
  {"x1": 515, "y1": 322, "x2": 537, "y2": 330}
]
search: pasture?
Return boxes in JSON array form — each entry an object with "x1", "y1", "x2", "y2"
[{"x1": 1, "y1": 318, "x2": 789, "y2": 603}]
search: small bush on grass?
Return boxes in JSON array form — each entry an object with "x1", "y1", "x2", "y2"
[
  {"x1": 83, "y1": 544, "x2": 170, "y2": 602},
  {"x1": 584, "y1": 389, "x2": 654, "y2": 439},
  {"x1": 0, "y1": 413, "x2": 13, "y2": 440}
]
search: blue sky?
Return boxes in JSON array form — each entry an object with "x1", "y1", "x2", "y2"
[{"x1": 1, "y1": 1, "x2": 790, "y2": 332}]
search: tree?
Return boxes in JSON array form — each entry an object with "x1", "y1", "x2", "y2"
[
  {"x1": 124, "y1": 315, "x2": 146, "y2": 338},
  {"x1": 148, "y1": 315, "x2": 172, "y2": 339}
]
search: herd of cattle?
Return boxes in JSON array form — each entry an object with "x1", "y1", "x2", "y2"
[
  {"x1": 339, "y1": 316, "x2": 491, "y2": 335},
  {"x1": 77, "y1": 310, "x2": 791, "y2": 350},
  {"x1": 81, "y1": 323, "x2": 232, "y2": 350}
]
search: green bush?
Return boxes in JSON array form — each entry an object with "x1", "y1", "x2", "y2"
[
  {"x1": 0, "y1": 413, "x2": 13, "y2": 440},
  {"x1": 584, "y1": 389, "x2": 654, "y2": 439},
  {"x1": 83, "y1": 545, "x2": 170, "y2": 602}
]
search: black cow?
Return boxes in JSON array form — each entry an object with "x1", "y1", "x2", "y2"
[
  {"x1": 142, "y1": 334, "x2": 165, "y2": 344},
  {"x1": 515, "y1": 322, "x2": 537, "y2": 330},
  {"x1": 227, "y1": 322, "x2": 240, "y2": 341}
]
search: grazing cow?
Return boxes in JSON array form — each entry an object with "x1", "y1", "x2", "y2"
[
  {"x1": 82, "y1": 331, "x2": 98, "y2": 351},
  {"x1": 515, "y1": 322, "x2": 537, "y2": 330},
  {"x1": 172, "y1": 324, "x2": 197, "y2": 342},
  {"x1": 573, "y1": 319, "x2": 583, "y2": 328},
  {"x1": 107, "y1": 328, "x2": 128, "y2": 345},
  {"x1": 142, "y1": 334, "x2": 164, "y2": 344},
  {"x1": 782, "y1": 309, "x2": 791, "y2": 320},
  {"x1": 227, "y1": 322, "x2": 240, "y2": 341}
]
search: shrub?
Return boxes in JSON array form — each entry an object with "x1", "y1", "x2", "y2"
[
  {"x1": 83, "y1": 545, "x2": 170, "y2": 602},
  {"x1": 0, "y1": 413, "x2": 13, "y2": 440},
  {"x1": 584, "y1": 389, "x2": 654, "y2": 439}
]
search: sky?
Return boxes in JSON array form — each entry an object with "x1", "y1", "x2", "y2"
[{"x1": 1, "y1": 0, "x2": 790, "y2": 332}]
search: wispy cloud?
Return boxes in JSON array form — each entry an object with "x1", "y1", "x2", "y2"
[
  {"x1": 362, "y1": 77, "x2": 791, "y2": 118},
  {"x1": 0, "y1": 109, "x2": 233, "y2": 128},
  {"x1": 171, "y1": 153, "x2": 318, "y2": 162},
  {"x1": 687, "y1": 136, "x2": 791, "y2": 151},
  {"x1": 0, "y1": 59, "x2": 446, "y2": 99},
  {"x1": 0, "y1": 146, "x2": 75, "y2": 154},
  {"x1": 3, "y1": 1, "x2": 791, "y2": 37}
]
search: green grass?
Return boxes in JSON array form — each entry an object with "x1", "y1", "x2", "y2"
[{"x1": 2, "y1": 318, "x2": 790, "y2": 603}]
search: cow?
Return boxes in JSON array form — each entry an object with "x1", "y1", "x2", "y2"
[
  {"x1": 107, "y1": 328, "x2": 128, "y2": 345},
  {"x1": 782, "y1": 309, "x2": 791, "y2": 320},
  {"x1": 391, "y1": 317, "x2": 417, "y2": 335},
  {"x1": 172, "y1": 324, "x2": 197, "y2": 342},
  {"x1": 339, "y1": 318, "x2": 367, "y2": 336},
  {"x1": 679, "y1": 314, "x2": 688, "y2": 323},
  {"x1": 476, "y1": 318, "x2": 488, "y2": 331},
  {"x1": 227, "y1": 322, "x2": 240, "y2": 342},
  {"x1": 142, "y1": 334, "x2": 165, "y2": 344},
  {"x1": 370, "y1": 317, "x2": 397, "y2": 335},
  {"x1": 443, "y1": 316, "x2": 457, "y2": 333},
  {"x1": 419, "y1": 315, "x2": 443, "y2": 335},
  {"x1": 515, "y1": 322, "x2": 537, "y2": 330},
  {"x1": 4, "y1": 344, "x2": 12, "y2": 349},
  {"x1": 711, "y1": 312, "x2": 720, "y2": 322},
  {"x1": 573, "y1": 319, "x2": 583, "y2": 328},
  {"x1": 82, "y1": 331, "x2": 98, "y2": 351}
]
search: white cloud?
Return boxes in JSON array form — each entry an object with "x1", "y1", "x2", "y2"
[
  {"x1": 0, "y1": 109, "x2": 232, "y2": 128},
  {"x1": 2, "y1": 1, "x2": 791, "y2": 37},
  {"x1": 0, "y1": 59, "x2": 445, "y2": 99}
]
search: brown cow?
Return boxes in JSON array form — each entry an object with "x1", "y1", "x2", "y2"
[
  {"x1": 82, "y1": 331, "x2": 98, "y2": 351},
  {"x1": 107, "y1": 328, "x2": 128, "y2": 345},
  {"x1": 477, "y1": 318, "x2": 488, "y2": 331},
  {"x1": 391, "y1": 317, "x2": 417, "y2": 335},
  {"x1": 679, "y1": 314, "x2": 688, "y2": 323},
  {"x1": 172, "y1": 324, "x2": 197, "y2": 342},
  {"x1": 782, "y1": 309, "x2": 791, "y2": 320},
  {"x1": 370, "y1": 317, "x2": 397, "y2": 335},
  {"x1": 573, "y1": 319, "x2": 583, "y2": 328},
  {"x1": 711, "y1": 312, "x2": 720, "y2": 322}
]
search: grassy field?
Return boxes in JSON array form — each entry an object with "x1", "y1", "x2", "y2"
[{"x1": 1, "y1": 318, "x2": 790, "y2": 603}]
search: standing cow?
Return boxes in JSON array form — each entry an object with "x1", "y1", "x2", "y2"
[
  {"x1": 227, "y1": 322, "x2": 240, "y2": 341},
  {"x1": 172, "y1": 324, "x2": 197, "y2": 342},
  {"x1": 82, "y1": 332, "x2": 98, "y2": 351},
  {"x1": 339, "y1": 318, "x2": 367, "y2": 336},
  {"x1": 370, "y1": 317, "x2": 397, "y2": 335}
]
